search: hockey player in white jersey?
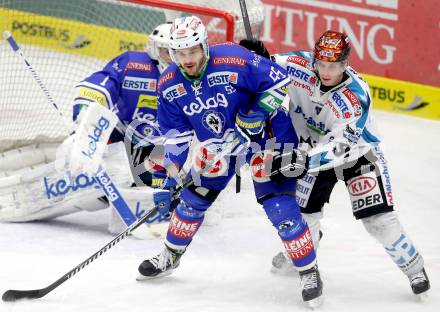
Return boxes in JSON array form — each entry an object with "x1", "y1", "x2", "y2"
[
  {"x1": 136, "y1": 16, "x2": 321, "y2": 306},
  {"x1": 242, "y1": 30, "x2": 430, "y2": 297},
  {"x1": 0, "y1": 23, "x2": 175, "y2": 238}
]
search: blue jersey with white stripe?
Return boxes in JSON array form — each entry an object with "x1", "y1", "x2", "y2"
[{"x1": 158, "y1": 43, "x2": 290, "y2": 168}]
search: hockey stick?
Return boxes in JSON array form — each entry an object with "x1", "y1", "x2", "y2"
[
  {"x1": 2, "y1": 136, "x2": 241, "y2": 302},
  {"x1": 1, "y1": 181, "x2": 185, "y2": 302},
  {"x1": 239, "y1": 0, "x2": 253, "y2": 40},
  {"x1": 2, "y1": 31, "x2": 140, "y2": 229}
]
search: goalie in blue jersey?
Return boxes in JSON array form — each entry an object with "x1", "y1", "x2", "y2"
[
  {"x1": 0, "y1": 23, "x2": 176, "y2": 239},
  {"x1": 136, "y1": 16, "x2": 321, "y2": 305}
]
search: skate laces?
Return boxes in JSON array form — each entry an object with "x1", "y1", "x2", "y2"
[
  {"x1": 150, "y1": 248, "x2": 175, "y2": 272},
  {"x1": 301, "y1": 269, "x2": 318, "y2": 290},
  {"x1": 409, "y1": 270, "x2": 427, "y2": 285}
]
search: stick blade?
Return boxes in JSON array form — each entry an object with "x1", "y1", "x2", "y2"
[{"x1": 2, "y1": 289, "x2": 43, "y2": 302}]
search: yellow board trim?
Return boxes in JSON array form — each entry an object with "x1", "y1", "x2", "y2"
[
  {"x1": 0, "y1": 7, "x2": 149, "y2": 60},
  {"x1": 362, "y1": 74, "x2": 440, "y2": 121}
]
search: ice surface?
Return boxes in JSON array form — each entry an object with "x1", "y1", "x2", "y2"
[{"x1": 1, "y1": 111, "x2": 439, "y2": 312}]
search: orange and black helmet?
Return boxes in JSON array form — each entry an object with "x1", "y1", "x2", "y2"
[{"x1": 313, "y1": 30, "x2": 351, "y2": 62}]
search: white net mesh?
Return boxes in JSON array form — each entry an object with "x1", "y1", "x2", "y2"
[{"x1": 0, "y1": 0, "x2": 264, "y2": 153}]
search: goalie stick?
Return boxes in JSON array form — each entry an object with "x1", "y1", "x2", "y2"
[{"x1": 2, "y1": 31, "x2": 141, "y2": 231}]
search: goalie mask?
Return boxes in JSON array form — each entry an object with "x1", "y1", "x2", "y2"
[
  {"x1": 147, "y1": 22, "x2": 173, "y2": 72},
  {"x1": 168, "y1": 16, "x2": 209, "y2": 66}
]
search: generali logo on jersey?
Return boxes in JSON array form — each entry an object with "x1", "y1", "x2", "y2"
[
  {"x1": 213, "y1": 56, "x2": 246, "y2": 67},
  {"x1": 126, "y1": 62, "x2": 152, "y2": 72},
  {"x1": 158, "y1": 71, "x2": 175, "y2": 92}
]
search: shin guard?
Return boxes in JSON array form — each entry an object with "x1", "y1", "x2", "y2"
[{"x1": 263, "y1": 195, "x2": 316, "y2": 271}]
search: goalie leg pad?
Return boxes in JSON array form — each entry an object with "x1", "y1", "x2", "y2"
[
  {"x1": 263, "y1": 194, "x2": 316, "y2": 271},
  {"x1": 362, "y1": 212, "x2": 424, "y2": 276}
]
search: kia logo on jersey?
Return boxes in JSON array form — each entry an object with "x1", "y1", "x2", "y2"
[{"x1": 348, "y1": 176, "x2": 377, "y2": 196}]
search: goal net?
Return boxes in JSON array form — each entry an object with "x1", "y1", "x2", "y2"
[{"x1": 0, "y1": 0, "x2": 264, "y2": 155}]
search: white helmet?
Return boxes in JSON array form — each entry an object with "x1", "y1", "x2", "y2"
[
  {"x1": 147, "y1": 22, "x2": 172, "y2": 72},
  {"x1": 169, "y1": 16, "x2": 209, "y2": 64}
]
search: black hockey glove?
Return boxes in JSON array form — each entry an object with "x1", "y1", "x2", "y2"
[
  {"x1": 269, "y1": 149, "x2": 309, "y2": 184},
  {"x1": 239, "y1": 39, "x2": 270, "y2": 59}
]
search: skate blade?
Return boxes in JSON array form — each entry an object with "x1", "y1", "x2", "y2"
[
  {"x1": 306, "y1": 295, "x2": 324, "y2": 309},
  {"x1": 136, "y1": 270, "x2": 173, "y2": 281}
]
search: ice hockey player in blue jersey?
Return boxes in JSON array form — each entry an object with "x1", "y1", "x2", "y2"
[
  {"x1": 72, "y1": 23, "x2": 173, "y2": 186},
  {"x1": 136, "y1": 16, "x2": 320, "y2": 305},
  {"x1": 69, "y1": 23, "x2": 175, "y2": 232},
  {"x1": 242, "y1": 31, "x2": 430, "y2": 300}
]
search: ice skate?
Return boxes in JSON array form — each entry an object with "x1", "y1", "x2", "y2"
[
  {"x1": 137, "y1": 246, "x2": 184, "y2": 280},
  {"x1": 299, "y1": 265, "x2": 323, "y2": 308},
  {"x1": 408, "y1": 268, "x2": 430, "y2": 296}
]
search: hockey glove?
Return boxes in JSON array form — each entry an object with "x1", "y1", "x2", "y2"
[
  {"x1": 269, "y1": 148, "x2": 309, "y2": 183},
  {"x1": 239, "y1": 39, "x2": 270, "y2": 59},
  {"x1": 152, "y1": 174, "x2": 180, "y2": 213},
  {"x1": 235, "y1": 110, "x2": 267, "y2": 145}
]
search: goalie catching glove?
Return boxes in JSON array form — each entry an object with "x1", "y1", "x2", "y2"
[{"x1": 269, "y1": 148, "x2": 309, "y2": 183}]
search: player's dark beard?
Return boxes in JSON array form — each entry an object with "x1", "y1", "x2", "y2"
[{"x1": 188, "y1": 57, "x2": 207, "y2": 79}]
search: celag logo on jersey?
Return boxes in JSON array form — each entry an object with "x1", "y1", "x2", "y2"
[
  {"x1": 332, "y1": 92, "x2": 351, "y2": 118},
  {"x1": 287, "y1": 66, "x2": 310, "y2": 82},
  {"x1": 122, "y1": 76, "x2": 156, "y2": 92},
  {"x1": 44, "y1": 173, "x2": 97, "y2": 199},
  {"x1": 163, "y1": 83, "x2": 187, "y2": 101},
  {"x1": 207, "y1": 71, "x2": 238, "y2": 87},
  {"x1": 183, "y1": 93, "x2": 229, "y2": 116}
]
